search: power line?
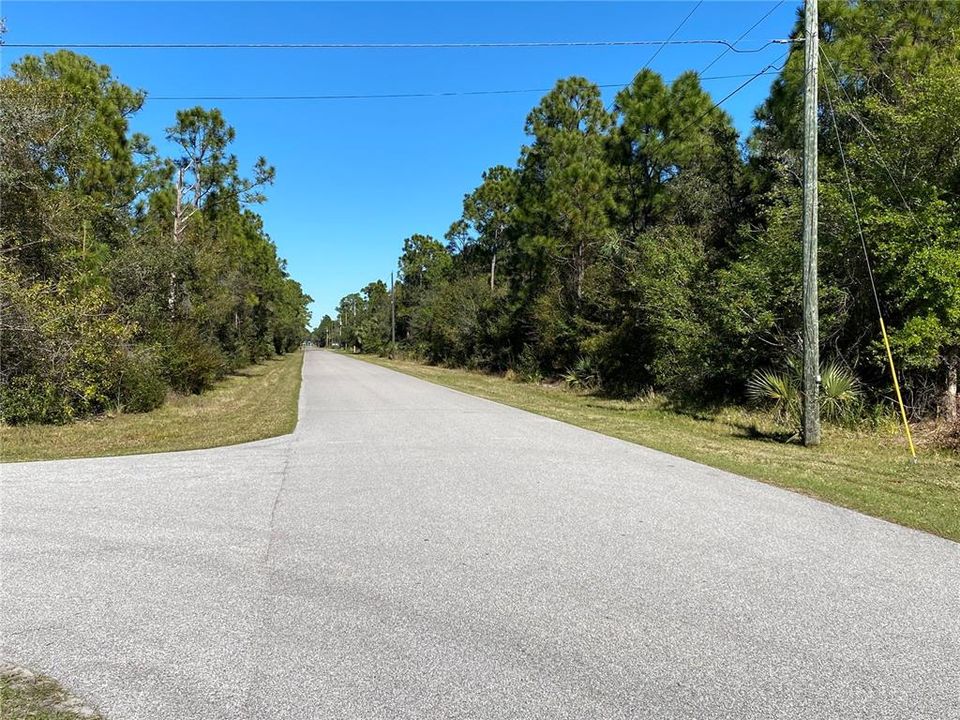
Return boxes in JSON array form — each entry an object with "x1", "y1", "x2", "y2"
[
  {"x1": 699, "y1": 1, "x2": 785, "y2": 75},
  {"x1": 670, "y1": 49, "x2": 791, "y2": 136},
  {"x1": 605, "y1": 0, "x2": 703, "y2": 112},
  {"x1": 574, "y1": 51, "x2": 790, "y2": 221},
  {"x1": 4, "y1": 39, "x2": 796, "y2": 51},
  {"x1": 142, "y1": 71, "x2": 781, "y2": 102},
  {"x1": 643, "y1": 1, "x2": 704, "y2": 70}
]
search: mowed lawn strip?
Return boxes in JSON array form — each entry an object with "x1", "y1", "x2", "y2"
[
  {"x1": 358, "y1": 354, "x2": 960, "y2": 542},
  {"x1": 1, "y1": 350, "x2": 303, "y2": 463}
]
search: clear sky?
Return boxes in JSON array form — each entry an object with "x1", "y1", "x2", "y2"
[{"x1": 2, "y1": 1, "x2": 800, "y2": 322}]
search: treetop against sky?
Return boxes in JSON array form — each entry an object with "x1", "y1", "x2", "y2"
[{"x1": 1, "y1": 1, "x2": 797, "y2": 318}]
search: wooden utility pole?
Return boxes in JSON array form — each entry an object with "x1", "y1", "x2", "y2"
[
  {"x1": 390, "y1": 271, "x2": 396, "y2": 347},
  {"x1": 802, "y1": 0, "x2": 821, "y2": 446}
]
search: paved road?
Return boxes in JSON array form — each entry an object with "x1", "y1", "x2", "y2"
[{"x1": 2, "y1": 350, "x2": 958, "y2": 719}]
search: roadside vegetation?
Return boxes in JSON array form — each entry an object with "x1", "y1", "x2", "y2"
[
  {"x1": 0, "y1": 663, "x2": 104, "y2": 720},
  {"x1": 1, "y1": 350, "x2": 302, "y2": 463},
  {"x1": 361, "y1": 353, "x2": 960, "y2": 542},
  {"x1": 1, "y1": 52, "x2": 311, "y2": 427},
  {"x1": 317, "y1": 2, "x2": 959, "y2": 450}
]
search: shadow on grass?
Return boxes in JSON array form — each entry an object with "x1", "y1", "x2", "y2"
[
  {"x1": 731, "y1": 421, "x2": 800, "y2": 444},
  {"x1": 583, "y1": 390, "x2": 801, "y2": 445}
]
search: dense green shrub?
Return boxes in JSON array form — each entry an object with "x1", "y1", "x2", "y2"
[
  {"x1": 164, "y1": 326, "x2": 227, "y2": 395},
  {"x1": 118, "y1": 348, "x2": 167, "y2": 413},
  {"x1": 1, "y1": 268, "x2": 132, "y2": 424},
  {"x1": 746, "y1": 368, "x2": 802, "y2": 427},
  {"x1": 1, "y1": 377, "x2": 71, "y2": 425},
  {"x1": 819, "y1": 363, "x2": 863, "y2": 423}
]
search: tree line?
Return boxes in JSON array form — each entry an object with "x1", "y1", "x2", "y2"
[
  {"x1": 1, "y1": 51, "x2": 311, "y2": 424},
  {"x1": 320, "y1": 1, "x2": 959, "y2": 426}
]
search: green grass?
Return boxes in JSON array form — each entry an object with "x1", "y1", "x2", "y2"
[
  {"x1": 0, "y1": 664, "x2": 103, "y2": 720},
  {"x1": 1, "y1": 350, "x2": 303, "y2": 463},
  {"x1": 360, "y1": 354, "x2": 960, "y2": 542}
]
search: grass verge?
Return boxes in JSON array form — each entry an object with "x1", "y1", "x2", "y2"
[
  {"x1": 1, "y1": 351, "x2": 303, "y2": 463},
  {"x1": 360, "y1": 354, "x2": 960, "y2": 542},
  {"x1": 0, "y1": 663, "x2": 104, "y2": 720}
]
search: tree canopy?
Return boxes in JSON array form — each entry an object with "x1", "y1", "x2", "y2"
[
  {"x1": 2, "y1": 51, "x2": 311, "y2": 424},
  {"x1": 330, "y1": 1, "x2": 960, "y2": 425}
]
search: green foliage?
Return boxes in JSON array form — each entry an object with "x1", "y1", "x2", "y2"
[
  {"x1": 1, "y1": 51, "x2": 310, "y2": 424},
  {"x1": 310, "y1": 315, "x2": 336, "y2": 347},
  {"x1": 117, "y1": 348, "x2": 167, "y2": 414},
  {"x1": 750, "y1": 0, "x2": 960, "y2": 417},
  {"x1": 747, "y1": 362, "x2": 862, "y2": 428},
  {"x1": 328, "y1": 5, "x2": 960, "y2": 436},
  {"x1": 562, "y1": 356, "x2": 600, "y2": 390},
  {"x1": 819, "y1": 362, "x2": 862, "y2": 423},
  {"x1": 513, "y1": 346, "x2": 544, "y2": 384},
  {"x1": 164, "y1": 325, "x2": 227, "y2": 395},
  {"x1": 746, "y1": 369, "x2": 801, "y2": 427},
  {"x1": 413, "y1": 275, "x2": 489, "y2": 364},
  {"x1": 0, "y1": 266, "x2": 133, "y2": 424}
]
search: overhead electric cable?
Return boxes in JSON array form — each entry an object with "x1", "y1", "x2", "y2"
[
  {"x1": 642, "y1": 1, "x2": 704, "y2": 69},
  {"x1": 670, "y1": 49, "x2": 790, "y2": 135},
  {"x1": 699, "y1": 0, "x2": 785, "y2": 75},
  {"x1": 606, "y1": 0, "x2": 702, "y2": 112},
  {"x1": 4, "y1": 39, "x2": 795, "y2": 51},
  {"x1": 142, "y1": 71, "x2": 780, "y2": 102}
]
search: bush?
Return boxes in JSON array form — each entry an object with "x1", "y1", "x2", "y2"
[
  {"x1": 514, "y1": 345, "x2": 543, "y2": 384},
  {"x1": 0, "y1": 376, "x2": 72, "y2": 425},
  {"x1": 164, "y1": 325, "x2": 226, "y2": 394},
  {"x1": 0, "y1": 269, "x2": 133, "y2": 424},
  {"x1": 563, "y1": 356, "x2": 600, "y2": 389},
  {"x1": 819, "y1": 362, "x2": 862, "y2": 423},
  {"x1": 118, "y1": 347, "x2": 167, "y2": 413},
  {"x1": 746, "y1": 368, "x2": 801, "y2": 426},
  {"x1": 747, "y1": 360, "x2": 862, "y2": 427}
]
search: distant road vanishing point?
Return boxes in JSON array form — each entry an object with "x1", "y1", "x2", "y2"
[{"x1": 2, "y1": 350, "x2": 958, "y2": 719}]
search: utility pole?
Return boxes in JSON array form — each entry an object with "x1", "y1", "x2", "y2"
[
  {"x1": 802, "y1": 0, "x2": 820, "y2": 446},
  {"x1": 390, "y1": 271, "x2": 396, "y2": 348}
]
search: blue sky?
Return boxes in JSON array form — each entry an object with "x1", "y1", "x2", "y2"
[{"x1": 2, "y1": 1, "x2": 799, "y2": 322}]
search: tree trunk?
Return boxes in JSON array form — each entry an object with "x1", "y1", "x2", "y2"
[
  {"x1": 943, "y1": 354, "x2": 958, "y2": 423},
  {"x1": 168, "y1": 272, "x2": 177, "y2": 313},
  {"x1": 576, "y1": 241, "x2": 585, "y2": 300},
  {"x1": 490, "y1": 252, "x2": 497, "y2": 292},
  {"x1": 173, "y1": 164, "x2": 186, "y2": 246},
  {"x1": 170, "y1": 166, "x2": 185, "y2": 316}
]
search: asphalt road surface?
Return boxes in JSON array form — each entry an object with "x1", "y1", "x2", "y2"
[{"x1": 2, "y1": 350, "x2": 958, "y2": 719}]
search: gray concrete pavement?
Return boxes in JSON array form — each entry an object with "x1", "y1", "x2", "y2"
[{"x1": 2, "y1": 349, "x2": 958, "y2": 719}]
